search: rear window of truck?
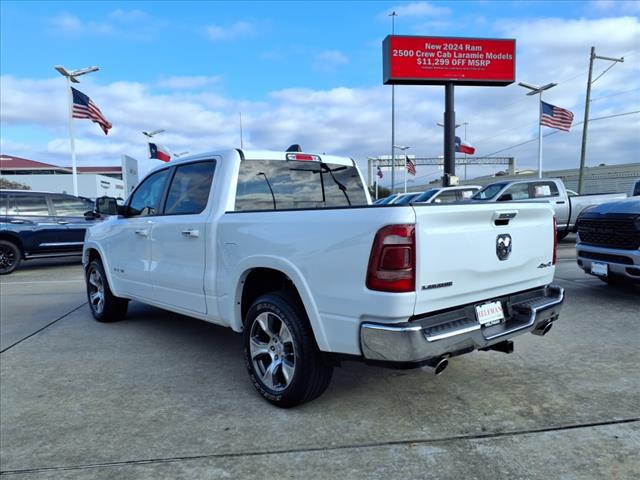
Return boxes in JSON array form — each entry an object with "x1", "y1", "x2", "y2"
[{"x1": 234, "y1": 159, "x2": 368, "y2": 211}]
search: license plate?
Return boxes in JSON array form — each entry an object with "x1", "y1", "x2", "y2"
[
  {"x1": 475, "y1": 301, "x2": 505, "y2": 327},
  {"x1": 591, "y1": 261, "x2": 608, "y2": 277}
]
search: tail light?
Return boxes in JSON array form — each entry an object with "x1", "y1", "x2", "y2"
[
  {"x1": 366, "y1": 224, "x2": 415, "y2": 292},
  {"x1": 553, "y1": 216, "x2": 557, "y2": 265}
]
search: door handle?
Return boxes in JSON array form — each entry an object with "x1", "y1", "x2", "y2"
[
  {"x1": 555, "y1": 201, "x2": 566, "y2": 204},
  {"x1": 134, "y1": 229, "x2": 149, "y2": 237},
  {"x1": 57, "y1": 220, "x2": 70, "y2": 224},
  {"x1": 181, "y1": 229, "x2": 200, "y2": 238},
  {"x1": 9, "y1": 219, "x2": 25, "y2": 224}
]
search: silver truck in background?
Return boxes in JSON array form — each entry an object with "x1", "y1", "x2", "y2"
[{"x1": 472, "y1": 178, "x2": 627, "y2": 239}]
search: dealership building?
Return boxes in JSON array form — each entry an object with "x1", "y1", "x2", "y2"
[{"x1": 0, "y1": 155, "x2": 139, "y2": 199}]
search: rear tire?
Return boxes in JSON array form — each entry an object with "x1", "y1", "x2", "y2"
[
  {"x1": 86, "y1": 258, "x2": 129, "y2": 322},
  {"x1": 0, "y1": 240, "x2": 21, "y2": 275},
  {"x1": 244, "y1": 292, "x2": 333, "y2": 408}
]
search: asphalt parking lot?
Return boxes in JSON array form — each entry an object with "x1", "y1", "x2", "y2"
[{"x1": 1, "y1": 238, "x2": 639, "y2": 479}]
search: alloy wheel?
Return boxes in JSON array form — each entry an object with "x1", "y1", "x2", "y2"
[
  {"x1": 87, "y1": 267, "x2": 105, "y2": 315},
  {"x1": 249, "y1": 311, "x2": 296, "y2": 392}
]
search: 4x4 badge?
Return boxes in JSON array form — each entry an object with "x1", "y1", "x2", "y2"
[{"x1": 496, "y1": 234, "x2": 512, "y2": 261}]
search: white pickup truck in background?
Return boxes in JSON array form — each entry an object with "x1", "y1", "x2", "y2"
[
  {"x1": 83, "y1": 149, "x2": 564, "y2": 407},
  {"x1": 472, "y1": 178, "x2": 627, "y2": 239}
]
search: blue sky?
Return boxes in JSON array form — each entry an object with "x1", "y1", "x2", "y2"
[{"x1": 1, "y1": 1, "x2": 639, "y2": 180}]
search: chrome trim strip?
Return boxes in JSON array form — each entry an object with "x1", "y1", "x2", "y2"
[
  {"x1": 40, "y1": 242, "x2": 84, "y2": 247},
  {"x1": 425, "y1": 324, "x2": 481, "y2": 342}
]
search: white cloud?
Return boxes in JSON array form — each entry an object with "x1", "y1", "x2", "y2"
[
  {"x1": 49, "y1": 13, "x2": 84, "y2": 33},
  {"x1": 382, "y1": 2, "x2": 451, "y2": 19},
  {"x1": 206, "y1": 21, "x2": 254, "y2": 41},
  {"x1": 589, "y1": 0, "x2": 640, "y2": 14},
  {"x1": 156, "y1": 76, "x2": 222, "y2": 89},
  {"x1": 48, "y1": 10, "x2": 161, "y2": 39},
  {"x1": 2, "y1": 17, "x2": 639, "y2": 182},
  {"x1": 312, "y1": 50, "x2": 349, "y2": 71}
]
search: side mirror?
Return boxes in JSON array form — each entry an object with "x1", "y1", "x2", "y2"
[
  {"x1": 95, "y1": 196, "x2": 118, "y2": 215},
  {"x1": 498, "y1": 194, "x2": 513, "y2": 202},
  {"x1": 84, "y1": 210, "x2": 99, "y2": 220}
]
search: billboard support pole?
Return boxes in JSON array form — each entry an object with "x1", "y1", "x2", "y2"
[{"x1": 443, "y1": 83, "x2": 456, "y2": 187}]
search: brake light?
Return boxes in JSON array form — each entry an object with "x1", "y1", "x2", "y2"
[
  {"x1": 286, "y1": 153, "x2": 320, "y2": 162},
  {"x1": 366, "y1": 224, "x2": 415, "y2": 292},
  {"x1": 553, "y1": 216, "x2": 557, "y2": 265}
]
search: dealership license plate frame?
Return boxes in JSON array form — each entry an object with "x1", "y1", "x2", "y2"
[
  {"x1": 475, "y1": 301, "x2": 505, "y2": 327},
  {"x1": 591, "y1": 261, "x2": 608, "y2": 277}
]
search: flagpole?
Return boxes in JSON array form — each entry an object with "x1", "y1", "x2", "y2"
[
  {"x1": 375, "y1": 162, "x2": 379, "y2": 200},
  {"x1": 404, "y1": 156, "x2": 407, "y2": 193},
  {"x1": 538, "y1": 92, "x2": 543, "y2": 179},
  {"x1": 66, "y1": 78, "x2": 79, "y2": 196}
]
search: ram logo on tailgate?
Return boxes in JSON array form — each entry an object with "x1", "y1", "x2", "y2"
[{"x1": 496, "y1": 234, "x2": 512, "y2": 261}]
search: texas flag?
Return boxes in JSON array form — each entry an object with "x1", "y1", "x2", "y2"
[
  {"x1": 455, "y1": 136, "x2": 475, "y2": 155},
  {"x1": 149, "y1": 143, "x2": 171, "y2": 162}
]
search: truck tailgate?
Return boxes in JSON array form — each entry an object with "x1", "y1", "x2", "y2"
[{"x1": 412, "y1": 203, "x2": 556, "y2": 315}]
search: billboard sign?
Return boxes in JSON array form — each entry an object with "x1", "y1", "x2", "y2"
[
  {"x1": 121, "y1": 154, "x2": 139, "y2": 197},
  {"x1": 383, "y1": 35, "x2": 516, "y2": 86}
]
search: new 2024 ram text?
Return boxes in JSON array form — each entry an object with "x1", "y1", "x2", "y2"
[{"x1": 83, "y1": 149, "x2": 564, "y2": 407}]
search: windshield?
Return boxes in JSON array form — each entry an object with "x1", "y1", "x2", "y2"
[
  {"x1": 412, "y1": 189, "x2": 438, "y2": 203},
  {"x1": 473, "y1": 183, "x2": 508, "y2": 201},
  {"x1": 394, "y1": 193, "x2": 420, "y2": 205}
]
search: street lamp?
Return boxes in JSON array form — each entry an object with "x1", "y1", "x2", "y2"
[
  {"x1": 54, "y1": 65, "x2": 100, "y2": 196},
  {"x1": 173, "y1": 151, "x2": 189, "y2": 158},
  {"x1": 518, "y1": 82, "x2": 557, "y2": 179},
  {"x1": 142, "y1": 129, "x2": 165, "y2": 138}
]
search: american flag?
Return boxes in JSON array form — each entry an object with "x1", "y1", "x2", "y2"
[
  {"x1": 540, "y1": 101, "x2": 574, "y2": 132},
  {"x1": 71, "y1": 87, "x2": 112, "y2": 135},
  {"x1": 405, "y1": 155, "x2": 416, "y2": 176}
]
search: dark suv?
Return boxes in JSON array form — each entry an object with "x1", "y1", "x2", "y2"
[{"x1": 0, "y1": 190, "x2": 96, "y2": 274}]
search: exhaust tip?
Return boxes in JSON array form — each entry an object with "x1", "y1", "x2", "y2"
[
  {"x1": 533, "y1": 322, "x2": 553, "y2": 336},
  {"x1": 434, "y1": 358, "x2": 448, "y2": 375}
]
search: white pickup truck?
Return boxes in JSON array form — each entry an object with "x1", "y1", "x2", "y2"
[
  {"x1": 84, "y1": 149, "x2": 564, "y2": 407},
  {"x1": 472, "y1": 178, "x2": 627, "y2": 239}
]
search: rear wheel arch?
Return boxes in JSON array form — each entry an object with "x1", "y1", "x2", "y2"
[
  {"x1": 0, "y1": 233, "x2": 24, "y2": 258},
  {"x1": 238, "y1": 267, "x2": 328, "y2": 351}
]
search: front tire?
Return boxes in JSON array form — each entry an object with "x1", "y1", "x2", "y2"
[
  {"x1": 0, "y1": 240, "x2": 21, "y2": 275},
  {"x1": 244, "y1": 292, "x2": 333, "y2": 408},
  {"x1": 86, "y1": 258, "x2": 128, "y2": 322}
]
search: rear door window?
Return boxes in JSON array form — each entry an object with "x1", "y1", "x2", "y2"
[
  {"x1": 51, "y1": 196, "x2": 94, "y2": 217},
  {"x1": 235, "y1": 159, "x2": 367, "y2": 211},
  {"x1": 531, "y1": 182, "x2": 559, "y2": 198},
  {"x1": 12, "y1": 194, "x2": 50, "y2": 216},
  {"x1": 164, "y1": 161, "x2": 216, "y2": 215}
]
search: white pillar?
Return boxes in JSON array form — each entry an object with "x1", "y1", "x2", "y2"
[{"x1": 67, "y1": 77, "x2": 79, "y2": 196}]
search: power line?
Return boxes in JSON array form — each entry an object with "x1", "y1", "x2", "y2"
[
  {"x1": 481, "y1": 110, "x2": 640, "y2": 157},
  {"x1": 590, "y1": 87, "x2": 640, "y2": 103}
]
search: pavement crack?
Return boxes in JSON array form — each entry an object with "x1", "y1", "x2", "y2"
[
  {"x1": 1, "y1": 418, "x2": 638, "y2": 476},
  {"x1": 0, "y1": 302, "x2": 87, "y2": 354}
]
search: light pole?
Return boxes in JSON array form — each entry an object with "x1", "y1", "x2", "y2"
[
  {"x1": 393, "y1": 145, "x2": 410, "y2": 192},
  {"x1": 389, "y1": 11, "x2": 397, "y2": 194},
  {"x1": 437, "y1": 122, "x2": 468, "y2": 179},
  {"x1": 142, "y1": 129, "x2": 165, "y2": 138},
  {"x1": 173, "y1": 151, "x2": 189, "y2": 158},
  {"x1": 578, "y1": 47, "x2": 624, "y2": 193},
  {"x1": 54, "y1": 65, "x2": 100, "y2": 197},
  {"x1": 518, "y1": 82, "x2": 557, "y2": 179}
]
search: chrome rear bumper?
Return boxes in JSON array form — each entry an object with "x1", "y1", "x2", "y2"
[{"x1": 360, "y1": 285, "x2": 564, "y2": 364}]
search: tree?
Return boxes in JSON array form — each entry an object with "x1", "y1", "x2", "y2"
[
  {"x1": 0, "y1": 177, "x2": 31, "y2": 190},
  {"x1": 369, "y1": 183, "x2": 391, "y2": 200}
]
